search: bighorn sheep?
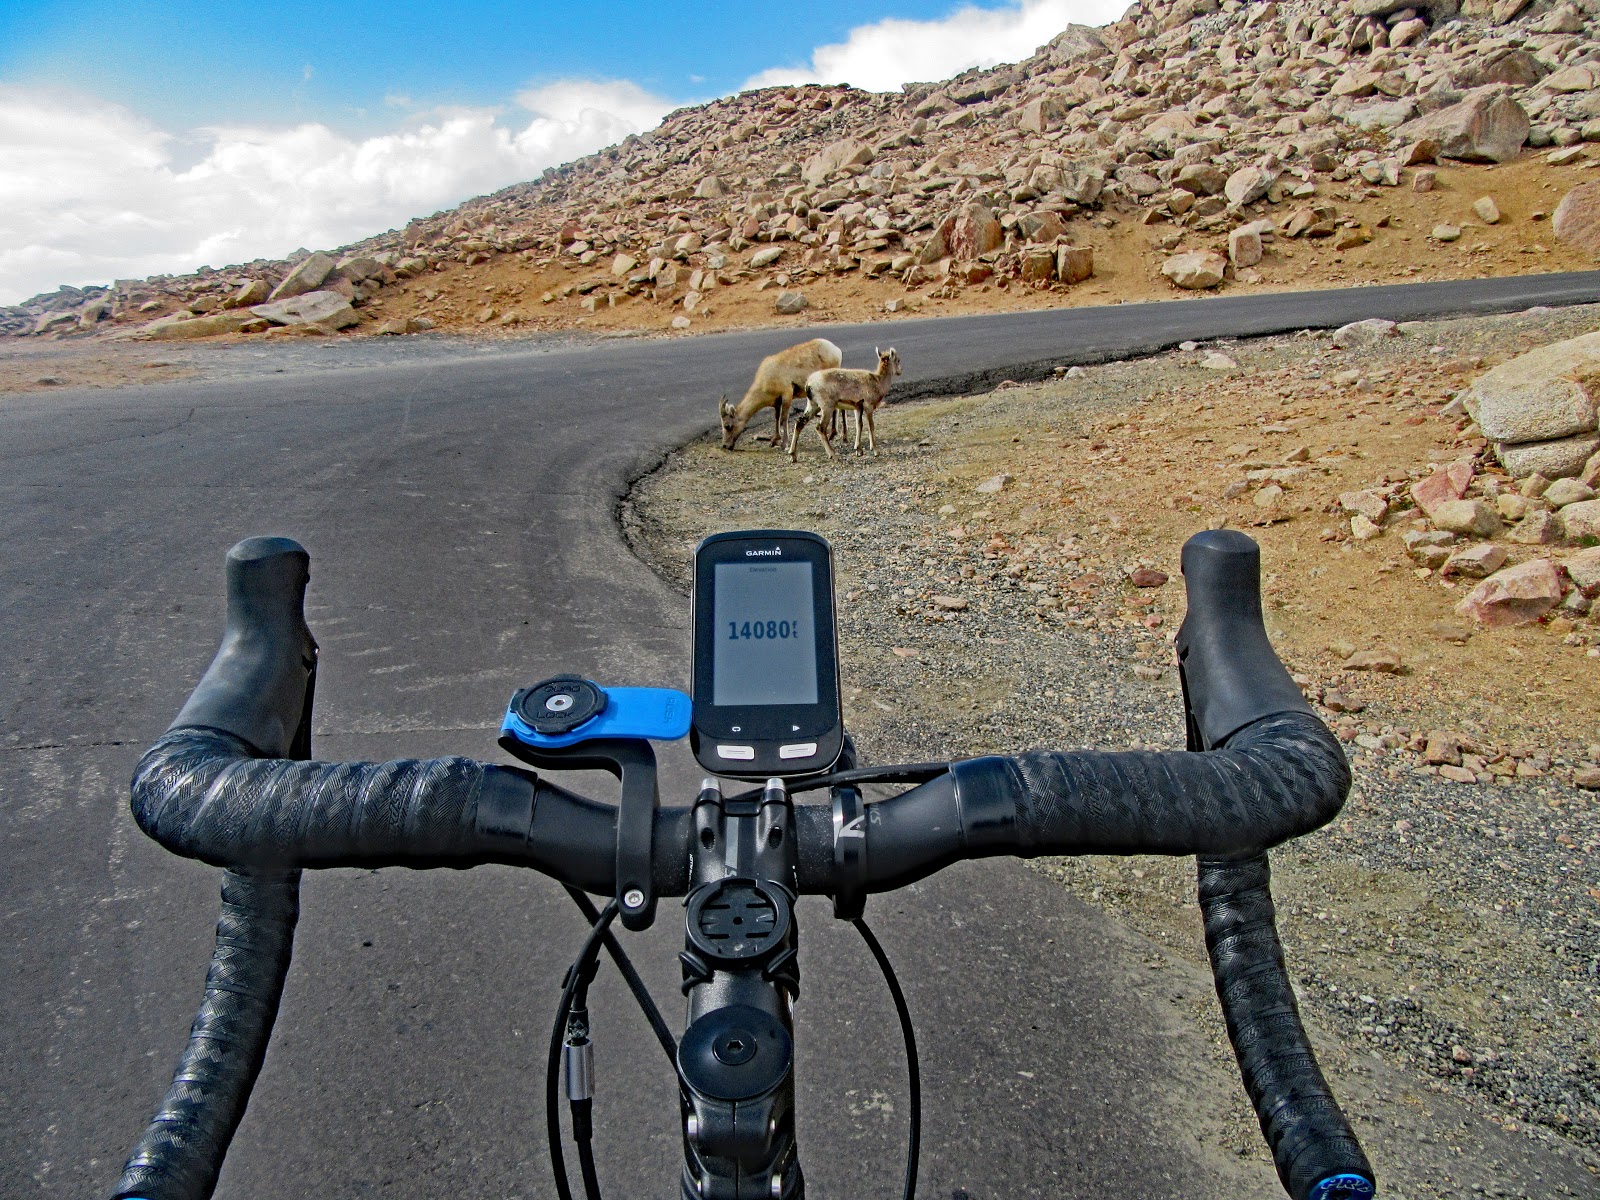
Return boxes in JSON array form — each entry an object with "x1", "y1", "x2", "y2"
[
  {"x1": 786, "y1": 347, "x2": 902, "y2": 461},
  {"x1": 719, "y1": 337, "x2": 843, "y2": 450}
]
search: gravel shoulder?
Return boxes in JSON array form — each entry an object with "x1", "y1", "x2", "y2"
[{"x1": 622, "y1": 305, "x2": 1600, "y2": 1194}]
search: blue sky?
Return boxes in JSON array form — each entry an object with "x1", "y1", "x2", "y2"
[
  {"x1": 0, "y1": 0, "x2": 1125, "y2": 304},
  {"x1": 2, "y1": 1, "x2": 1000, "y2": 132}
]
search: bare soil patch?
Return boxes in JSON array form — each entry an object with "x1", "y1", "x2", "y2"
[{"x1": 622, "y1": 303, "x2": 1600, "y2": 1191}]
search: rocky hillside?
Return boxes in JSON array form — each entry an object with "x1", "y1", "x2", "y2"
[{"x1": 13, "y1": 0, "x2": 1600, "y2": 341}]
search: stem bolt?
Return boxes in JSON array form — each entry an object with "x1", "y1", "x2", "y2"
[{"x1": 623, "y1": 888, "x2": 646, "y2": 910}]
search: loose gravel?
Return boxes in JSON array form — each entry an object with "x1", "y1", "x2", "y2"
[{"x1": 623, "y1": 310, "x2": 1600, "y2": 1185}]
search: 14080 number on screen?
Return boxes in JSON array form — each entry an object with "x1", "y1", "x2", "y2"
[{"x1": 727, "y1": 620, "x2": 803, "y2": 640}]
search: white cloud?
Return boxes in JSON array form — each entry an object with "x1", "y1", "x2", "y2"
[
  {"x1": 0, "y1": 80, "x2": 672, "y2": 305},
  {"x1": 743, "y1": 0, "x2": 1127, "y2": 93}
]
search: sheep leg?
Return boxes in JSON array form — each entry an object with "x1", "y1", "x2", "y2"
[
  {"x1": 815, "y1": 405, "x2": 837, "y2": 459},
  {"x1": 865, "y1": 406, "x2": 878, "y2": 455},
  {"x1": 852, "y1": 407, "x2": 864, "y2": 456},
  {"x1": 786, "y1": 411, "x2": 807, "y2": 462}
]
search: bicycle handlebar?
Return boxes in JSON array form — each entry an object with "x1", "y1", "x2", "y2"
[{"x1": 116, "y1": 530, "x2": 1375, "y2": 1200}]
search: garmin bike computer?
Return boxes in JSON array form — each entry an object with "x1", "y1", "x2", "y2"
[{"x1": 691, "y1": 530, "x2": 843, "y2": 778}]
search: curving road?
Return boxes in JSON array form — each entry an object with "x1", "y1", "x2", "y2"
[{"x1": 5, "y1": 271, "x2": 1600, "y2": 1200}]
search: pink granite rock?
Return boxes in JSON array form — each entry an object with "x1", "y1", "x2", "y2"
[{"x1": 1454, "y1": 559, "x2": 1566, "y2": 626}]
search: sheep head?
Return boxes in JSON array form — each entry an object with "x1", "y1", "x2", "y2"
[{"x1": 718, "y1": 394, "x2": 742, "y2": 449}]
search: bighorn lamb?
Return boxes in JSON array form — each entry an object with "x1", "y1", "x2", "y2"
[
  {"x1": 719, "y1": 337, "x2": 842, "y2": 450},
  {"x1": 787, "y1": 347, "x2": 902, "y2": 461}
]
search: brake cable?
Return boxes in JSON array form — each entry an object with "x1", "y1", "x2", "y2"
[
  {"x1": 548, "y1": 894, "x2": 923, "y2": 1200},
  {"x1": 853, "y1": 916, "x2": 921, "y2": 1200},
  {"x1": 547, "y1": 899, "x2": 618, "y2": 1200}
]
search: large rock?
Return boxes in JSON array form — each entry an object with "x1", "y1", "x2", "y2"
[
  {"x1": 1018, "y1": 95, "x2": 1069, "y2": 134},
  {"x1": 267, "y1": 252, "x2": 337, "y2": 301},
  {"x1": 1224, "y1": 167, "x2": 1275, "y2": 207},
  {"x1": 251, "y1": 289, "x2": 359, "y2": 332},
  {"x1": 1162, "y1": 251, "x2": 1227, "y2": 289},
  {"x1": 1042, "y1": 24, "x2": 1107, "y2": 66},
  {"x1": 1431, "y1": 499, "x2": 1501, "y2": 537},
  {"x1": 1453, "y1": 48, "x2": 1548, "y2": 89},
  {"x1": 1455, "y1": 559, "x2": 1566, "y2": 626},
  {"x1": 1411, "y1": 459, "x2": 1474, "y2": 516},
  {"x1": 144, "y1": 311, "x2": 259, "y2": 340},
  {"x1": 1498, "y1": 434, "x2": 1600, "y2": 479},
  {"x1": 1175, "y1": 164, "x2": 1227, "y2": 196},
  {"x1": 1056, "y1": 244, "x2": 1094, "y2": 284},
  {"x1": 946, "y1": 203, "x2": 1003, "y2": 259},
  {"x1": 1017, "y1": 211, "x2": 1066, "y2": 243},
  {"x1": 1056, "y1": 163, "x2": 1106, "y2": 206},
  {"x1": 802, "y1": 139, "x2": 873, "y2": 186},
  {"x1": 1559, "y1": 498, "x2": 1600, "y2": 540},
  {"x1": 1461, "y1": 330, "x2": 1600, "y2": 442},
  {"x1": 1552, "y1": 182, "x2": 1600, "y2": 259},
  {"x1": 1332, "y1": 318, "x2": 1399, "y2": 349},
  {"x1": 1394, "y1": 87, "x2": 1529, "y2": 163},
  {"x1": 1564, "y1": 545, "x2": 1600, "y2": 595}
]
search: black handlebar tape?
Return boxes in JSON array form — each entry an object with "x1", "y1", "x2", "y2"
[
  {"x1": 111, "y1": 868, "x2": 300, "y2": 1200},
  {"x1": 947, "y1": 710, "x2": 1350, "y2": 862},
  {"x1": 130, "y1": 728, "x2": 694, "y2": 893},
  {"x1": 1200, "y1": 856, "x2": 1376, "y2": 1200},
  {"x1": 171, "y1": 537, "x2": 318, "y2": 759},
  {"x1": 1176, "y1": 530, "x2": 1313, "y2": 752}
]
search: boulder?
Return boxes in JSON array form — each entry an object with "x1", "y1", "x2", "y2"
[
  {"x1": 1017, "y1": 211, "x2": 1066, "y2": 243},
  {"x1": 1562, "y1": 545, "x2": 1600, "y2": 595},
  {"x1": 1552, "y1": 182, "x2": 1600, "y2": 258},
  {"x1": 1394, "y1": 88, "x2": 1530, "y2": 163},
  {"x1": 1498, "y1": 434, "x2": 1600, "y2": 479},
  {"x1": 774, "y1": 291, "x2": 808, "y2": 315},
  {"x1": 223, "y1": 279, "x2": 270, "y2": 309},
  {"x1": 1545, "y1": 477, "x2": 1597, "y2": 507},
  {"x1": 1443, "y1": 543, "x2": 1508, "y2": 578},
  {"x1": 749, "y1": 246, "x2": 785, "y2": 269},
  {"x1": 1175, "y1": 164, "x2": 1227, "y2": 196},
  {"x1": 695, "y1": 175, "x2": 727, "y2": 199},
  {"x1": 1558, "y1": 498, "x2": 1600, "y2": 540},
  {"x1": 1431, "y1": 499, "x2": 1501, "y2": 537},
  {"x1": 251, "y1": 289, "x2": 359, "y2": 332},
  {"x1": 1042, "y1": 24, "x2": 1107, "y2": 66},
  {"x1": 1452, "y1": 48, "x2": 1547, "y2": 89},
  {"x1": 947, "y1": 203, "x2": 1003, "y2": 259},
  {"x1": 1229, "y1": 226, "x2": 1263, "y2": 267},
  {"x1": 1019, "y1": 248, "x2": 1056, "y2": 283},
  {"x1": 1224, "y1": 167, "x2": 1275, "y2": 207},
  {"x1": 1332, "y1": 318, "x2": 1399, "y2": 349},
  {"x1": 1340, "y1": 490, "x2": 1390, "y2": 523},
  {"x1": 1056, "y1": 244, "x2": 1095, "y2": 284},
  {"x1": 802, "y1": 139, "x2": 873, "y2": 186},
  {"x1": 1162, "y1": 250, "x2": 1227, "y2": 289},
  {"x1": 1018, "y1": 95, "x2": 1069, "y2": 134},
  {"x1": 1056, "y1": 164, "x2": 1106, "y2": 205},
  {"x1": 267, "y1": 251, "x2": 337, "y2": 301},
  {"x1": 144, "y1": 311, "x2": 259, "y2": 340},
  {"x1": 1455, "y1": 559, "x2": 1566, "y2": 626},
  {"x1": 1461, "y1": 330, "x2": 1600, "y2": 442},
  {"x1": 1411, "y1": 459, "x2": 1475, "y2": 516}
]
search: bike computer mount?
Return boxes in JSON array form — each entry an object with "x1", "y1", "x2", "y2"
[
  {"x1": 498, "y1": 676, "x2": 691, "y2": 930},
  {"x1": 689, "y1": 530, "x2": 844, "y2": 779}
]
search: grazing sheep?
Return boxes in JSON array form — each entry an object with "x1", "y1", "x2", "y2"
[
  {"x1": 787, "y1": 347, "x2": 902, "y2": 461},
  {"x1": 719, "y1": 337, "x2": 843, "y2": 450}
]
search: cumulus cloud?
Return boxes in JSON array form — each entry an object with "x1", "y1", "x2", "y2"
[
  {"x1": 743, "y1": 0, "x2": 1127, "y2": 93},
  {"x1": 0, "y1": 80, "x2": 672, "y2": 305}
]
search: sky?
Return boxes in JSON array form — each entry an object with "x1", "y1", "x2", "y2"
[{"x1": 0, "y1": 0, "x2": 1126, "y2": 305}]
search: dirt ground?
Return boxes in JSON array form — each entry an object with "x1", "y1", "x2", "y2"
[
  {"x1": 9, "y1": 154, "x2": 1600, "y2": 400},
  {"x1": 622, "y1": 302, "x2": 1600, "y2": 1187}
]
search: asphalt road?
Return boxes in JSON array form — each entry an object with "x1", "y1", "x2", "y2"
[{"x1": 6, "y1": 271, "x2": 1600, "y2": 1200}]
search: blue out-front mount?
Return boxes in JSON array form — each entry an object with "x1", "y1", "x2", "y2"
[{"x1": 500, "y1": 675, "x2": 691, "y2": 751}]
